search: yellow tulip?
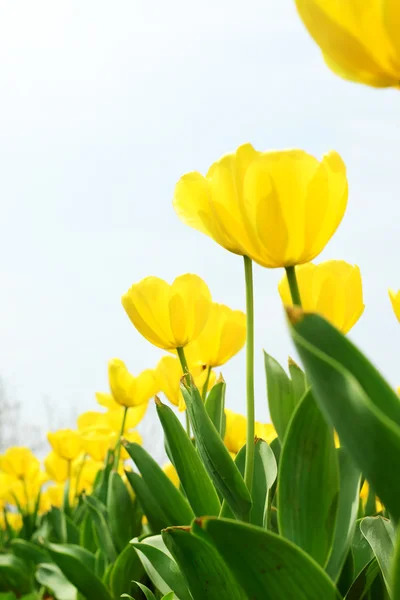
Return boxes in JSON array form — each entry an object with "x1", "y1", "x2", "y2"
[
  {"x1": 155, "y1": 355, "x2": 216, "y2": 412},
  {"x1": 0, "y1": 447, "x2": 40, "y2": 480},
  {"x1": 224, "y1": 409, "x2": 277, "y2": 454},
  {"x1": 81, "y1": 427, "x2": 116, "y2": 462},
  {"x1": 0, "y1": 512, "x2": 23, "y2": 532},
  {"x1": 278, "y1": 261, "x2": 364, "y2": 334},
  {"x1": 295, "y1": 1, "x2": 400, "y2": 88},
  {"x1": 174, "y1": 144, "x2": 348, "y2": 269},
  {"x1": 105, "y1": 405, "x2": 148, "y2": 432},
  {"x1": 389, "y1": 289, "x2": 400, "y2": 322},
  {"x1": 120, "y1": 430, "x2": 143, "y2": 460},
  {"x1": 360, "y1": 480, "x2": 383, "y2": 514},
  {"x1": 108, "y1": 359, "x2": 158, "y2": 408},
  {"x1": 47, "y1": 429, "x2": 82, "y2": 461},
  {"x1": 44, "y1": 451, "x2": 69, "y2": 483},
  {"x1": 121, "y1": 274, "x2": 212, "y2": 350},
  {"x1": 184, "y1": 303, "x2": 246, "y2": 368},
  {"x1": 162, "y1": 463, "x2": 179, "y2": 488},
  {"x1": 40, "y1": 484, "x2": 64, "y2": 511},
  {"x1": 95, "y1": 392, "x2": 117, "y2": 410},
  {"x1": 77, "y1": 411, "x2": 107, "y2": 431}
]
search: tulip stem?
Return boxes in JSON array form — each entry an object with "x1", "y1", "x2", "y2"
[
  {"x1": 114, "y1": 406, "x2": 129, "y2": 469},
  {"x1": 285, "y1": 266, "x2": 302, "y2": 307},
  {"x1": 202, "y1": 366, "x2": 212, "y2": 401},
  {"x1": 177, "y1": 346, "x2": 191, "y2": 437},
  {"x1": 243, "y1": 256, "x2": 255, "y2": 494}
]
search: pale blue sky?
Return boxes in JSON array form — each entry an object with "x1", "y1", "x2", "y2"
[{"x1": 1, "y1": 1, "x2": 400, "y2": 446}]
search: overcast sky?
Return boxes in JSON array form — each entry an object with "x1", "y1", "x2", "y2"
[{"x1": 1, "y1": 1, "x2": 400, "y2": 448}]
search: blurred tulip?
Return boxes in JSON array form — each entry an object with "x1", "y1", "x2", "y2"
[
  {"x1": 360, "y1": 480, "x2": 383, "y2": 514},
  {"x1": 0, "y1": 512, "x2": 23, "y2": 532},
  {"x1": 389, "y1": 289, "x2": 400, "y2": 322},
  {"x1": 155, "y1": 355, "x2": 216, "y2": 411},
  {"x1": 120, "y1": 430, "x2": 143, "y2": 460},
  {"x1": 108, "y1": 359, "x2": 158, "y2": 408},
  {"x1": 40, "y1": 484, "x2": 64, "y2": 511},
  {"x1": 162, "y1": 463, "x2": 179, "y2": 488},
  {"x1": 224, "y1": 409, "x2": 277, "y2": 454},
  {"x1": 279, "y1": 261, "x2": 364, "y2": 334},
  {"x1": 122, "y1": 274, "x2": 212, "y2": 350},
  {"x1": 81, "y1": 427, "x2": 116, "y2": 462},
  {"x1": 105, "y1": 404, "x2": 148, "y2": 432},
  {"x1": 174, "y1": 144, "x2": 347, "y2": 269},
  {"x1": 44, "y1": 451, "x2": 69, "y2": 483},
  {"x1": 0, "y1": 447, "x2": 40, "y2": 480},
  {"x1": 77, "y1": 411, "x2": 107, "y2": 431},
  {"x1": 47, "y1": 429, "x2": 82, "y2": 461},
  {"x1": 295, "y1": 0, "x2": 400, "y2": 88},
  {"x1": 95, "y1": 392, "x2": 117, "y2": 410},
  {"x1": 184, "y1": 303, "x2": 246, "y2": 368}
]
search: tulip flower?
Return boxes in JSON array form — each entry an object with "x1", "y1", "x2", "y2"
[
  {"x1": 184, "y1": 303, "x2": 246, "y2": 368},
  {"x1": 295, "y1": 0, "x2": 400, "y2": 88},
  {"x1": 0, "y1": 447, "x2": 40, "y2": 481},
  {"x1": 389, "y1": 289, "x2": 400, "y2": 322},
  {"x1": 224, "y1": 409, "x2": 277, "y2": 455},
  {"x1": 47, "y1": 429, "x2": 82, "y2": 462},
  {"x1": 278, "y1": 261, "x2": 365, "y2": 334},
  {"x1": 108, "y1": 359, "x2": 158, "y2": 408},
  {"x1": 44, "y1": 451, "x2": 69, "y2": 483},
  {"x1": 121, "y1": 274, "x2": 212, "y2": 350},
  {"x1": 155, "y1": 355, "x2": 216, "y2": 411},
  {"x1": 173, "y1": 144, "x2": 347, "y2": 270},
  {"x1": 0, "y1": 512, "x2": 23, "y2": 532},
  {"x1": 81, "y1": 427, "x2": 116, "y2": 462}
]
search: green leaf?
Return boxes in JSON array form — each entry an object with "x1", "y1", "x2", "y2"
[
  {"x1": 130, "y1": 583, "x2": 156, "y2": 600},
  {"x1": 109, "y1": 544, "x2": 144, "y2": 600},
  {"x1": 204, "y1": 380, "x2": 226, "y2": 437},
  {"x1": 84, "y1": 495, "x2": 118, "y2": 563},
  {"x1": 79, "y1": 512, "x2": 97, "y2": 553},
  {"x1": 95, "y1": 549, "x2": 107, "y2": 579},
  {"x1": 201, "y1": 517, "x2": 342, "y2": 600},
  {"x1": 360, "y1": 517, "x2": 395, "y2": 594},
  {"x1": 107, "y1": 471, "x2": 136, "y2": 552},
  {"x1": 125, "y1": 471, "x2": 170, "y2": 532},
  {"x1": 352, "y1": 520, "x2": 374, "y2": 578},
  {"x1": 35, "y1": 563, "x2": 77, "y2": 600},
  {"x1": 344, "y1": 559, "x2": 381, "y2": 600},
  {"x1": 156, "y1": 398, "x2": 220, "y2": 517},
  {"x1": 278, "y1": 389, "x2": 339, "y2": 566},
  {"x1": 161, "y1": 594, "x2": 175, "y2": 600},
  {"x1": 337, "y1": 551, "x2": 354, "y2": 599},
  {"x1": 46, "y1": 508, "x2": 79, "y2": 544},
  {"x1": 0, "y1": 594, "x2": 16, "y2": 600},
  {"x1": 232, "y1": 438, "x2": 277, "y2": 528},
  {"x1": 264, "y1": 352, "x2": 297, "y2": 441},
  {"x1": 180, "y1": 377, "x2": 252, "y2": 521},
  {"x1": 47, "y1": 543, "x2": 112, "y2": 600},
  {"x1": 131, "y1": 539, "x2": 192, "y2": 600},
  {"x1": 11, "y1": 538, "x2": 50, "y2": 565},
  {"x1": 391, "y1": 525, "x2": 400, "y2": 600},
  {"x1": 93, "y1": 451, "x2": 114, "y2": 505},
  {"x1": 162, "y1": 525, "x2": 246, "y2": 600},
  {"x1": 288, "y1": 310, "x2": 400, "y2": 522},
  {"x1": 124, "y1": 442, "x2": 194, "y2": 526},
  {"x1": 0, "y1": 555, "x2": 33, "y2": 594},
  {"x1": 326, "y1": 449, "x2": 361, "y2": 580},
  {"x1": 288, "y1": 357, "x2": 307, "y2": 403}
]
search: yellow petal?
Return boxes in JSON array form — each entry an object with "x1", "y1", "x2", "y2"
[{"x1": 389, "y1": 289, "x2": 400, "y2": 322}]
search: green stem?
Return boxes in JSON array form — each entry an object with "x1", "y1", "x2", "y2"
[
  {"x1": 177, "y1": 346, "x2": 191, "y2": 437},
  {"x1": 114, "y1": 406, "x2": 129, "y2": 469},
  {"x1": 243, "y1": 256, "x2": 255, "y2": 495},
  {"x1": 285, "y1": 265, "x2": 302, "y2": 307},
  {"x1": 63, "y1": 461, "x2": 71, "y2": 516},
  {"x1": 201, "y1": 366, "x2": 212, "y2": 401}
]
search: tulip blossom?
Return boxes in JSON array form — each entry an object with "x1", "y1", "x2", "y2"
[{"x1": 389, "y1": 289, "x2": 400, "y2": 322}]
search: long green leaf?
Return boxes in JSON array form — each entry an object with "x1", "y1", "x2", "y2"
[
  {"x1": 344, "y1": 559, "x2": 381, "y2": 599},
  {"x1": 180, "y1": 377, "x2": 251, "y2": 521},
  {"x1": 109, "y1": 544, "x2": 144, "y2": 600},
  {"x1": 156, "y1": 398, "x2": 220, "y2": 517},
  {"x1": 11, "y1": 539, "x2": 50, "y2": 565},
  {"x1": 204, "y1": 380, "x2": 226, "y2": 437},
  {"x1": 352, "y1": 520, "x2": 374, "y2": 578},
  {"x1": 201, "y1": 517, "x2": 342, "y2": 600},
  {"x1": 264, "y1": 352, "x2": 297, "y2": 441},
  {"x1": 125, "y1": 471, "x2": 170, "y2": 532},
  {"x1": 131, "y1": 540, "x2": 192, "y2": 600},
  {"x1": 35, "y1": 563, "x2": 77, "y2": 600},
  {"x1": 278, "y1": 389, "x2": 339, "y2": 566},
  {"x1": 84, "y1": 495, "x2": 118, "y2": 563},
  {"x1": 107, "y1": 471, "x2": 136, "y2": 552},
  {"x1": 125, "y1": 442, "x2": 194, "y2": 526},
  {"x1": 288, "y1": 358, "x2": 307, "y2": 403},
  {"x1": 326, "y1": 449, "x2": 361, "y2": 580},
  {"x1": 392, "y1": 525, "x2": 400, "y2": 600},
  {"x1": 288, "y1": 309, "x2": 400, "y2": 522},
  {"x1": 162, "y1": 525, "x2": 246, "y2": 600},
  {"x1": 130, "y1": 582, "x2": 156, "y2": 600},
  {"x1": 0, "y1": 555, "x2": 33, "y2": 594},
  {"x1": 360, "y1": 517, "x2": 395, "y2": 594}
]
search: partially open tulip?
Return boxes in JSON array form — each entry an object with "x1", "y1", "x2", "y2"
[
  {"x1": 155, "y1": 355, "x2": 216, "y2": 411},
  {"x1": 295, "y1": 1, "x2": 400, "y2": 88},
  {"x1": 389, "y1": 289, "x2": 400, "y2": 322},
  {"x1": 47, "y1": 429, "x2": 82, "y2": 461},
  {"x1": 184, "y1": 303, "x2": 246, "y2": 368},
  {"x1": 224, "y1": 409, "x2": 277, "y2": 454},
  {"x1": 44, "y1": 451, "x2": 69, "y2": 483},
  {"x1": 122, "y1": 274, "x2": 212, "y2": 349},
  {"x1": 174, "y1": 144, "x2": 348, "y2": 269},
  {"x1": 108, "y1": 359, "x2": 158, "y2": 408},
  {"x1": 278, "y1": 261, "x2": 364, "y2": 334},
  {"x1": 0, "y1": 447, "x2": 40, "y2": 480},
  {"x1": 81, "y1": 427, "x2": 116, "y2": 462}
]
